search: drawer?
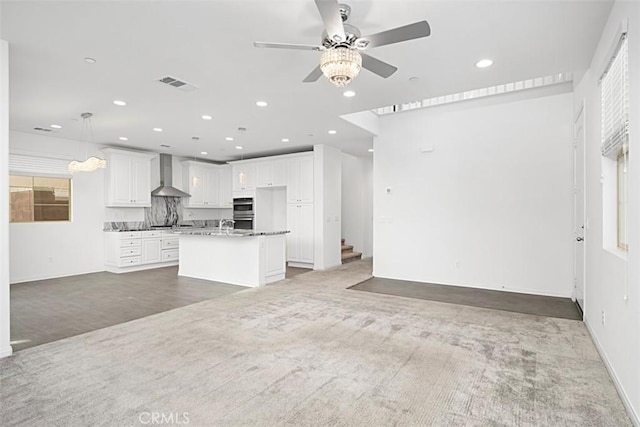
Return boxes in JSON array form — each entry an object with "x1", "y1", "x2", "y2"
[
  {"x1": 161, "y1": 238, "x2": 179, "y2": 250},
  {"x1": 142, "y1": 231, "x2": 163, "y2": 238},
  {"x1": 119, "y1": 232, "x2": 141, "y2": 239},
  {"x1": 120, "y1": 247, "x2": 141, "y2": 257},
  {"x1": 120, "y1": 239, "x2": 141, "y2": 248},
  {"x1": 118, "y1": 256, "x2": 141, "y2": 267},
  {"x1": 162, "y1": 250, "x2": 179, "y2": 262}
]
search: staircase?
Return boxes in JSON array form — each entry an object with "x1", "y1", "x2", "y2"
[{"x1": 341, "y1": 238, "x2": 362, "y2": 264}]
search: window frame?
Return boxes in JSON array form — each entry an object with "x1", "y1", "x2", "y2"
[{"x1": 616, "y1": 147, "x2": 628, "y2": 252}]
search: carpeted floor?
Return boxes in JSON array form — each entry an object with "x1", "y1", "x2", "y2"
[{"x1": 0, "y1": 260, "x2": 631, "y2": 426}]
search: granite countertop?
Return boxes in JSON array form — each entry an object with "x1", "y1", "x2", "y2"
[
  {"x1": 104, "y1": 226, "x2": 206, "y2": 232},
  {"x1": 172, "y1": 228, "x2": 290, "y2": 237}
]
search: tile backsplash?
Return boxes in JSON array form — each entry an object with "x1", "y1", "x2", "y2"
[
  {"x1": 145, "y1": 196, "x2": 181, "y2": 226},
  {"x1": 103, "y1": 196, "x2": 228, "y2": 231}
]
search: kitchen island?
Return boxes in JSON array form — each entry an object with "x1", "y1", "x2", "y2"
[{"x1": 175, "y1": 229, "x2": 289, "y2": 288}]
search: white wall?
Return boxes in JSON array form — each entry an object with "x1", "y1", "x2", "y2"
[
  {"x1": 314, "y1": 144, "x2": 342, "y2": 270},
  {"x1": 9, "y1": 131, "x2": 106, "y2": 283},
  {"x1": 341, "y1": 153, "x2": 373, "y2": 257},
  {"x1": 1, "y1": 39, "x2": 13, "y2": 357},
  {"x1": 374, "y1": 85, "x2": 574, "y2": 297},
  {"x1": 573, "y1": 1, "x2": 640, "y2": 423}
]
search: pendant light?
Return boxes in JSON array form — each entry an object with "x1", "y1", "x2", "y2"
[{"x1": 68, "y1": 112, "x2": 107, "y2": 173}]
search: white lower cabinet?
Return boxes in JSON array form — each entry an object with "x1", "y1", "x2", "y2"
[
  {"x1": 142, "y1": 236, "x2": 162, "y2": 264},
  {"x1": 286, "y1": 203, "x2": 314, "y2": 265},
  {"x1": 161, "y1": 235, "x2": 179, "y2": 261},
  {"x1": 265, "y1": 234, "x2": 286, "y2": 279},
  {"x1": 105, "y1": 230, "x2": 180, "y2": 273}
]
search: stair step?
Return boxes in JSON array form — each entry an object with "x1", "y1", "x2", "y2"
[
  {"x1": 341, "y1": 244, "x2": 354, "y2": 252},
  {"x1": 341, "y1": 251, "x2": 362, "y2": 264}
]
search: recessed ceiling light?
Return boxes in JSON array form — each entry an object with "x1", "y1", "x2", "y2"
[
  {"x1": 153, "y1": 127, "x2": 163, "y2": 132},
  {"x1": 408, "y1": 76, "x2": 419, "y2": 82},
  {"x1": 281, "y1": 138, "x2": 290, "y2": 142},
  {"x1": 225, "y1": 137, "x2": 234, "y2": 141},
  {"x1": 119, "y1": 136, "x2": 128, "y2": 141},
  {"x1": 235, "y1": 146, "x2": 243, "y2": 150},
  {"x1": 475, "y1": 59, "x2": 493, "y2": 68},
  {"x1": 200, "y1": 151, "x2": 208, "y2": 155},
  {"x1": 368, "y1": 148, "x2": 374, "y2": 153},
  {"x1": 50, "y1": 124, "x2": 62, "y2": 129},
  {"x1": 256, "y1": 101, "x2": 268, "y2": 107},
  {"x1": 113, "y1": 100, "x2": 127, "y2": 106},
  {"x1": 343, "y1": 90, "x2": 356, "y2": 97},
  {"x1": 201, "y1": 115, "x2": 213, "y2": 120},
  {"x1": 84, "y1": 57, "x2": 96, "y2": 64},
  {"x1": 328, "y1": 130, "x2": 337, "y2": 135}
]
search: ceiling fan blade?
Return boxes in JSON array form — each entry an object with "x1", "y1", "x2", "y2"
[
  {"x1": 254, "y1": 42, "x2": 323, "y2": 51},
  {"x1": 303, "y1": 65, "x2": 323, "y2": 83},
  {"x1": 361, "y1": 53, "x2": 398, "y2": 78},
  {"x1": 314, "y1": 0, "x2": 346, "y2": 42},
  {"x1": 359, "y1": 21, "x2": 431, "y2": 49}
]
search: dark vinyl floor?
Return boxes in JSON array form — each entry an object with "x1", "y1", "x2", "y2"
[
  {"x1": 10, "y1": 266, "x2": 313, "y2": 352},
  {"x1": 350, "y1": 277, "x2": 582, "y2": 320}
]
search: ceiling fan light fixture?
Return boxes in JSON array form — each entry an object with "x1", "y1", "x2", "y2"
[
  {"x1": 320, "y1": 47, "x2": 362, "y2": 87},
  {"x1": 355, "y1": 39, "x2": 369, "y2": 49}
]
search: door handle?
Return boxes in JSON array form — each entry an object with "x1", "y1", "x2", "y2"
[{"x1": 576, "y1": 237, "x2": 584, "y2": 242}]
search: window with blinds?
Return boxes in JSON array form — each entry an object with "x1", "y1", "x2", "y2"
[
  {"x1": 600, "y1": 33, "x2": 629, "y2": 252},
  {"x1": 601, "y1": 35, "x2": 628, "y2": 157}
]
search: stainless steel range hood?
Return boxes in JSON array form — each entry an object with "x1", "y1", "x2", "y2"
[{"x1": 151, "y1": 153, "x2": 191, "y2": 197}]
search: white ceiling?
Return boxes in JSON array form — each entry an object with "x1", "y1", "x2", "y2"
[{"x1": 1, "y1": 0, "x2": 612, "y2": 161}]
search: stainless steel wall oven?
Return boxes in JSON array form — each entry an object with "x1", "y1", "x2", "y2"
[{"x1": 233, "y1": 197, "x2": 254, "y2": 230}]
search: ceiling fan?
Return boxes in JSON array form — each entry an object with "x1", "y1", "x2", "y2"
[{"x1": 254, "y1": 0, "x2": 431, "y2": 87}]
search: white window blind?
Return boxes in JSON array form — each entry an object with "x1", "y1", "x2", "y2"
[
  {"x1": 601, "y1": 35, "x2": 628, "y2": 157},
  {"x1": 9, "y1": 153, "x2": 72, "y2": 177}
]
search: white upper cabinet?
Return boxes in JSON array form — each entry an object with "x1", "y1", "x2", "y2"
[
  {"x1": 103, "y1": 148, "x2": 153, "y2": 207},
  {"x1": 218, "y1": 165, "x2": 233, "y2": 208},
  {"x1": 232, "y1": 162, "x2": 256, "y2": 192},
  {"x1": 256, "y1": 159, "x2": 286, "y2": 188},
  {"x1": 182, "y1": 161, "x2": 220, "y2": 208},
  {"x1": 287, "y1": 155, "x2": 314, "y2": 203}
]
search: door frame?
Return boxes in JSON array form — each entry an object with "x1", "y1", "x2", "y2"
[{"x1": 573, "y1": 102, "x2": 586, "y2": 316}]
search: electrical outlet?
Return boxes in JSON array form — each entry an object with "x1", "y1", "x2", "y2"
[{"x1": 602, "y1": 309, "x2": 606, "y2": 325}]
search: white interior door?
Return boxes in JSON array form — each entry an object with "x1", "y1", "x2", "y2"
[{"x1": 573, "y1": 106, "x2": 586, "y2": 314}]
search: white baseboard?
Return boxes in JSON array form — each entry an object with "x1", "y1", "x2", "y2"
[
  {"x1": 0, "y1": 345, "x2": 13, "y2": 359},
  {"x1": 288, "y1": 262, "x2": 313, "y2": 269},
  {"x1": 104, "y1": 261, "x2": 178, "y2": 274},
  {"x1": 585, "y1": 319, "x2": 639, "y2": 426},
  {"x1": 10, "y1": 268, "x2": 105, "y2": 284}
]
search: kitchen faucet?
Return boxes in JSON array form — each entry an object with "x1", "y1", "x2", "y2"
[{"x1": 219, "y1": 219, "x2": 235, "y2": 233}]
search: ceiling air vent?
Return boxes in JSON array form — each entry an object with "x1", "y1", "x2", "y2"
[
  {"x1": 156, "y1": 75, "x2": 198, "y2": 92},
  {"x1": 33, "y1": 127, "x2": 53, "y2": 132}
]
